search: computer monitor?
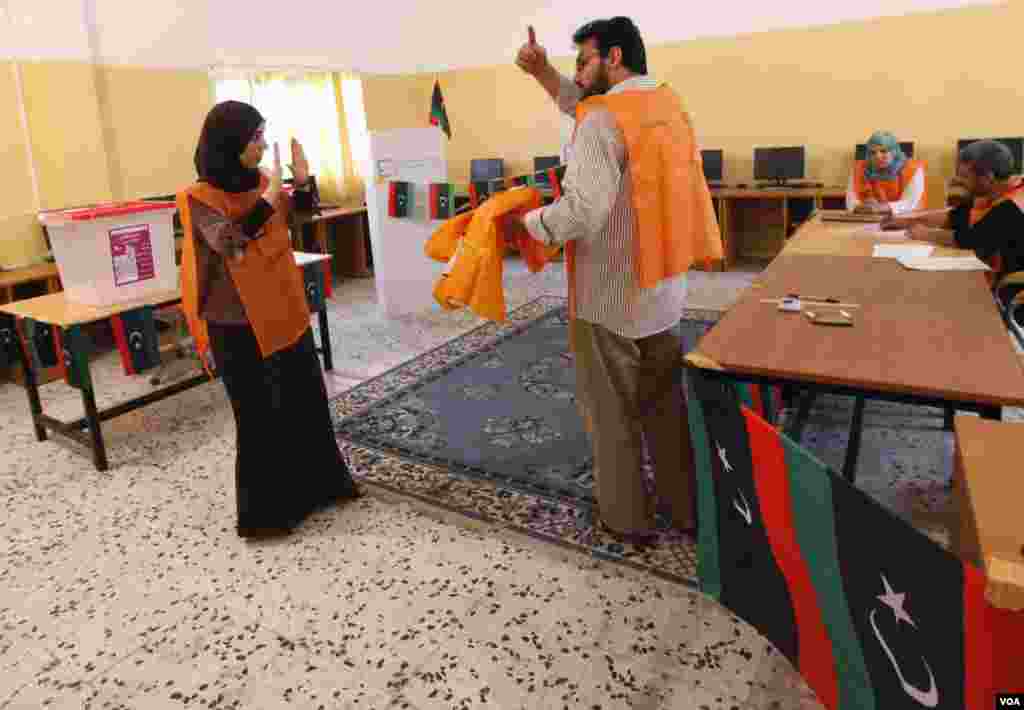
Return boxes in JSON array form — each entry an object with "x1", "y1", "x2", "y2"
[
  {"x1": 533, "y1": 156, "x2": 560, "y2": 186},
  {"x1": 701, "y1": 149, "x2": 723, "y2": 183},
  {"x1": 753, "y1": 146, "x2": 805, "y2": 185},
  {"x1": 956, "y1": 137, "x2": 1024, "y2": 175},
  {"x1": 470, "y1": 158, "x2": 504, "y2": 183},
  {"x1": 854, "y1": 142, "x2": 915, "y2": 161}
]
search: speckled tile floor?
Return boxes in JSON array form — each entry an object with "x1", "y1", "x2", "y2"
[{"x1": 1, "y1": 258, "x2": 825, "y2": 709}]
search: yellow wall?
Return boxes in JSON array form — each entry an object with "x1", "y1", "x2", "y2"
[
  {"x1": 95, "y1": 66, "x2": 213, "y2": 201},
  {"x1": 0, "y1": 63, "x2": 45, "y2": 268},
  {"x1": 362, "y1": 2, "x2": 1022, "y2": 206},
  {"x1": 1, "y1": 61, "x2": 213, "y2": 269}
]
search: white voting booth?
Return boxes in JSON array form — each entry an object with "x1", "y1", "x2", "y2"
[{"x1": 364, "y1": 127, "x2": 448, "y2": 317}]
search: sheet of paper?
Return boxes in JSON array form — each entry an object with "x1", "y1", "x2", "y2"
[
  {"x1": 872, "y1": 244, "x2": 934, "y2": 259},
  {"x1": 897, "y1": 256, "x2": 991, "y2": 271}
]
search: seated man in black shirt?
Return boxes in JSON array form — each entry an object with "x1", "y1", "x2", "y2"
[{"x1": 884, "y1": 139, "x2": 1024, "y2": 304}]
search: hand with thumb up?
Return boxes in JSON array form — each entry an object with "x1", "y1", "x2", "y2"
[{"x1": 516, "y1": 25, "x2": 549, "y2": 77}]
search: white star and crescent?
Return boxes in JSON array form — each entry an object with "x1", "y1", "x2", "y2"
[{"x1": 870, "y1": 573, "x2": 939, "y2": 708}]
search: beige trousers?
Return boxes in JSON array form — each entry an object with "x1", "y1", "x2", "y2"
[{"x1": 569, "y1": 318, "x2": 695, "y2": 533}]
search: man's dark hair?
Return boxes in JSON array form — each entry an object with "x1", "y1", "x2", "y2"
[
  {"x1": 572, "y1": 17, "x2": 647, "y2": 75},
  {"x1": 959, "y1": 139, "x2": 1015, "y2": 181}
]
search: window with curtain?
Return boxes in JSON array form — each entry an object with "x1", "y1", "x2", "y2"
[{"x1": 211, "y1": 70, "x2": 369, "y2": 206}]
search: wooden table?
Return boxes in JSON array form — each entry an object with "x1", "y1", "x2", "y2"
[
  {"x1": 783, "y1": 217, "x2": 965, "y2": 258},
  {"x1": 690, "y1": 222, "x2": 1024, "y2": 478},
  {"x1": 295, "y1": 206, "x2": 372, "y2": 278},
  {"x1": 0, "y1": 253, "x2": 336, "y2": 471},
  {"x1": 709, "y1": 186, "x2": 847, "y2": 269},
  {"x1": 0, "y1": 262, "x2": 61, "y2": 305},
  {"x1": 952, "y1": 415, "x2": 1024, "y2": 610}
]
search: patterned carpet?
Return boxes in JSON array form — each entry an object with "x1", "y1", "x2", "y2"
[
  {"x1": 330, "y1": 296, "x2": 701, "y2": 585},
  {"x1": 328, "y1": 294, "x2": 962, "y2": 586}
]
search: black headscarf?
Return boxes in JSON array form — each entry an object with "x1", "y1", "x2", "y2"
[{"x1": 194, "y1": 101, "x2": 265, "y2": 193}]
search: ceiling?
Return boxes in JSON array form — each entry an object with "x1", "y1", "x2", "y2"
[{"x1": 0, "y1": 0, "x2": 1005, "y2": 74}]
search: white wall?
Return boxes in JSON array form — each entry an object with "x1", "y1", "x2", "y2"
[{"x1": 1, "y1": 0, "x2": 1005, "y2": 73}]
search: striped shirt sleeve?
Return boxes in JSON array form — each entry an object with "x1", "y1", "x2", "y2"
[
  {"x1": 556, "y1": 75, "x2": 583, "y2": 117},
  {"x1": 523, "y1": 109, "x2": 623, "y2": 247}
]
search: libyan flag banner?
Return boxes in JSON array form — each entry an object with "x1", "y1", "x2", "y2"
[
  {"x1": 388, "y1": 181, "x2": 412, "y2": 218},
  {"x1": 685, "y1": 362, "x2": 1024, "y2": 709},
  {"x1": 111, "y1": 305, "x2": 160, "y2": 375},
  {"x1": 429, "y1": 80, "x2": 451, "y2": 139},
  {"x1": 429, "y1": 183, "x2": 456, "y2": 220}
]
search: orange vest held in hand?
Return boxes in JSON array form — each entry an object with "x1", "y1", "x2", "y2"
[
  {"x1": 425, "y1": 186, "x2": 560, "y2": 322},
  {"x1": 853, "y1": 159, "x2": 927, "y2": 208},
  {"x1": 569, "y1": 85, "x2": 723, "y2": 317},
  {"x1": 177, "y1": 178, "x2": 310, "y2": 372}
]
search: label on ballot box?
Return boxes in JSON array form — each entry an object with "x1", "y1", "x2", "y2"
[
  {"x1": 997, "y1": 694, "x2": 1023, "y2": 707},
  {"x1": 110, "y1": 224, "x2": 155, "y2": 287}
]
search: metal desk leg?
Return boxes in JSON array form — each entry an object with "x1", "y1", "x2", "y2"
[
  {"x1": 66, "y1": 330, "x2": 107, "y2": 471},
  {"x1": 15, "y1": 326, "x2": 47, "y2": 442},
  {"x1": 979, "y1": 405, "x2": 1002, "y2": 421},
  {"x1": 81, "y1": 384, "x2": 107, "y2": 472},
  {"x1": 317, "y1": 307, "x2": 334, "y2": 372},
  {"x1": 842, "y1": 396, "x2": 866, "y2": 483},
  {"x1": 786, "y1": 389, "x2": 817, "y2": 442}
]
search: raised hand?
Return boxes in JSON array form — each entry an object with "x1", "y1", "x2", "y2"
[
  {"x1": 270, "y1": 142, "x2": 283, "y2": 189},
  {"x1": 289, "y1": 138, "x2": 310, "y2": 186},
  {"x1": 516, "y1": 25, "x2": 548, "y2": 77},
  {"x1": 261, "y1": 142, "x2": 284, "y2": 207}
]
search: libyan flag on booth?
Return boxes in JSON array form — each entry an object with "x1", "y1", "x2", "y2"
[
  {"x1": 429, "y1": 80, "x2": 450, "y2": 139},
  {"x1": 684, "y1": 364, "x2": 1024, "y2": 709}
]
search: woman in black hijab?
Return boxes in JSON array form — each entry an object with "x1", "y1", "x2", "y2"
[{"x1": 179, "y1": 101, "x2": 361, "y2": 540}]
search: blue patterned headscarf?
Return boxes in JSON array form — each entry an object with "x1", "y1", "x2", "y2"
[{"x1": 863, "y1": 131, "x2": 907, "y2": 182}]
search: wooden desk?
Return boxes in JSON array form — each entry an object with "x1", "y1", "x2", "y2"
[
  {"x1": 0, "y1": 262, "x2": 61, "y2": 304},
  {"x1": 692, "y1": 246, "x2": 1024, "y2": 478},
  {"x1": 709, "y1": 187, "x2": 846, "y2": 269},
  {"x1": 952, "y1": 415, "x2": 1024, "y2": 610},
  {"x1": 0, "y1": 253, "x2": 336, "y2": 472},
  {"x1": 699, "y1": 253, "x2": 1024, "y2": 406},
  {"x1": 783, "y1": 217, "x2": 966, "y2": 258},
  {"x1": 295, "y1": 206, "x2": 372, "y2": 278}
]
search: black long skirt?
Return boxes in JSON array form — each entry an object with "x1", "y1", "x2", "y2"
[{"x1": 208, "y1": 323, "x2": 358, "y2": 534}]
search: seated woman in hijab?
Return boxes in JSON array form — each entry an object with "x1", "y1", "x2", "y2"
[
  {"x1": 178, "y1": 101, "x2": 361, "y2": 540},
  {"x1": 846, "y1": 131, "x2": 926, "y2": 216}
]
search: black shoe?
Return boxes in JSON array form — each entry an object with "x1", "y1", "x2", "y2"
[
  {"x1": 237, "y1": 525, "x2": 293, "y2": 540},
  {"x1": 338, "y1": 480, "x2": 364, "y2": 500},
  {"x1": 595, "y1": 516, "x2": 659, "y2": 546}
]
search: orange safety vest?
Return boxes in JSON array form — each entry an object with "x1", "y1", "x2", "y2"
[
  {"x1": 177, "y1": 178, "x2": 310, "y2": 373},
  {"x1": 853, "y1": 159, "x2": 927, "y2": 208},
  {"x1": 967, "y1": 176, "x2": 1024, "y2": 284},
  {"x1": 569, "y1": 85, "x2": 723, "y2": 318},
  {"x1": 425, "y1": 187, "x2": 560, "y2": 322}
]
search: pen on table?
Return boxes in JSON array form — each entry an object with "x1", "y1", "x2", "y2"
[{"x1": 791, "y1": 294, "x2": 839, "y2": 303}]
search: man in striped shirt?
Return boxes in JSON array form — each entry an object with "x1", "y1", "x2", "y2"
[{"x1": 516, "y1": 18, "x2": 719, "y2": 543}]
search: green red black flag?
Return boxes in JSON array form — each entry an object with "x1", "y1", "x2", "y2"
[
  {"x1": 429, "y1": 183, "x2": 456, "y2": 219},
  {"x1": 388, "y1": 181, "x2": 412, "y2": 218},
  {"x1": 429, "y1": 80, "x2": 451, "y2": 139},
  {"x1": 685, "y1": 362, "x2": 1024, "y2": 709},
  {"x1": 111, "y1": 306, "x2": 160, "y2": 375}
]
